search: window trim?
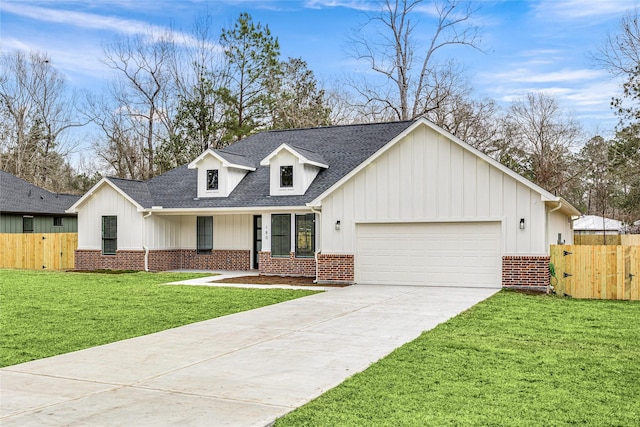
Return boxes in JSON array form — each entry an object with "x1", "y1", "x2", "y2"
[
  {"x1": 206, "y1": 169, "x2": 219, "y2": 191},
  {"x1": 22, "y1": 216, "x2": 34, "y2": 233},
  {"x1": 280, "y1": 165, "x2": 293, "y2": 188},
  {"x1": 101, "y1": 216, "x2": 117, "y2": 256},
  {"x1": 197, "y1": 216, "x2": 213, "y2": 254},
  {"x1": 271, "y1": 214, "x2": 291, "y2": 257},
  {"x1": 295, "y1": 213, "x2": 315, "y2": 258}
]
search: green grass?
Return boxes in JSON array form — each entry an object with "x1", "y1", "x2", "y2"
[
  {"x1": 0, "y1": 269, "x2": 317, "y2": 367},
  {"x1": 276, "y1": 291, "x2": 640, "y2": 426}
]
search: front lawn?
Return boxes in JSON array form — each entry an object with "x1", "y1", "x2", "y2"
[
  {"x1": 277, "y1": 291, "x2": 640, "y2": 426},
  {"x1": 0, "y1": 270, "x2": 317, "y2": 367}
]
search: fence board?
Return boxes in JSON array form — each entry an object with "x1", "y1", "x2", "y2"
[
  {"x1": 550, "y1": 244, "x2": 640, "y2": 301},
  {"x1": 574, "y1": 234, "x2": 621, "y2": 245},
  {"x1": 621, "y1": 235, "x2": 640, "y2": 245},
  {"x1": 0, "y1": 233, "x2": 77, "y2": 270}
]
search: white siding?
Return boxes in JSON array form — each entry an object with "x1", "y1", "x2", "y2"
[
  {"x1": 171, "y1": 214, "x2": 252, "y2": 251},
  {"x1": 213, "y1": 215, "x2": 252, "y2": 250},
  {"x1": 321, "y1": 125, "x2": 550, "y2": 255},
  {"x1": 77, "y1": 185, "x2": 142, "y2": 250},
  {"x1": 146, "y1": 215, "x2": 182, "y2": 250},
  {"x1": 548, "y1": 209, "x2": 574, "y2": 245}
]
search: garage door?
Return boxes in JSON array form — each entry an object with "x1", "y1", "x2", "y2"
[{"x1": 355, "y1": 222, "x2": 501, "y2": 287}]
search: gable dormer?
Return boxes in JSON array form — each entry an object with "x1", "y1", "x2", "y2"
[
  {"x1": 188, "y1": 149, "x2": 256, "y2": 198},
  {"x1": 260, "y1": 144, "x2": 328, "y2": 196}
]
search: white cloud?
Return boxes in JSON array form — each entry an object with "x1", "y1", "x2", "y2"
[
  {"x1": 534, "y1": 0, "x2": 636, "y2": 20},
  {"x1": 304, "y1": 0, "x2": 377, "y2": 11},
  {"x1": 513, "y1": 68, "x2": 606, "y2": 83},
  {"x1": 0, "y1": 2, "x2": 210, "y2": 48}
]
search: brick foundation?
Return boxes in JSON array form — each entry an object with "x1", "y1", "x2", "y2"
[
  {"x1": 75, "y1": 249, "x2": 250, "y2": 272},
  {"x1": 180, "y1": 250, "x2": 250, "y2": 271},
  {"x1": 502, "y1": 255, "x2": 550, "y2": 291},
  {"x1": 258, "y1": 252, "x2": 316, "y2": 277},
  {"x1": 317, "y1": 254, "x2": 354, "y2": 284},
  {"x1": 75, "y1": 250, "x2": 144, "y2": 271}
]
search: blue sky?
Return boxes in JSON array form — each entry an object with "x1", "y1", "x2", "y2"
[{"x1": 0, "y1": 0, "x2": 637, "y2": 137}]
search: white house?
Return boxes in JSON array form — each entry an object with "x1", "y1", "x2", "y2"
[
  {"x1": 68, "y1": 118, "x2": 580, "y2": 290},
  {"x1": 573, "y1": 215, "x2": 623, "y2": 235}
]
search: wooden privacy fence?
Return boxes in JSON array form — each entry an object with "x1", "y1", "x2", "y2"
[
  {"x1": 574, "y1": 234, "x2": 640, "y2": 245},
  {"x1": 550, "y1": 245, "x2": 640, "y2": 301},
  {"x1": 0, "y1": 233, "x2": 77, "y2": 270}
]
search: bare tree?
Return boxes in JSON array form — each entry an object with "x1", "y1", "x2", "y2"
[
  {"x1": 0, "y1": 50, "x2": 84, "y2": 189},
  {"x1": 501, "y1": 92, "x2": 581, "y2": 195},
  {"x1": 84, "y1": 92, "x2": 146, "y2": 180},
  {"x1": 594, "y1": 8, "x2": 640, "y2": 77},
  {"x1": 347, "y1": 0, "x2": 482, "y2": 121},
  {"x1": 101, "y1": 32, "x2": 176, "y2": 179}
]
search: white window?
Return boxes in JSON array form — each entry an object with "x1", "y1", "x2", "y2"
[{"x1": 206, "y1": 169, "x2": 219, "y2": 190}]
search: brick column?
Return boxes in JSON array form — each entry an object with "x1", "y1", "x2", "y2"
[{"x1": 502, "y1": 255, "x2": 550, "y2": 292}]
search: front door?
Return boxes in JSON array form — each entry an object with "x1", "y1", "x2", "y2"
[{"x1": 253, "y1": 215, "x2": 262, "y2": 269}]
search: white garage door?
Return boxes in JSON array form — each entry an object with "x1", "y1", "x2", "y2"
[{"x1": 355, "y1": 222, "x2": 501, "y2": 288}]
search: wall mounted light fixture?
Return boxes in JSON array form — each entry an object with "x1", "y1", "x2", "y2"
[
  {"x1": 519, "y1": 218, "x2": 525, "y2": 230},
  {"x1": 335, "y1": 220, "x2": 341, "y2": 231}
]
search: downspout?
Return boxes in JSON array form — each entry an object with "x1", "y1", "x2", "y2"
[
  {"x1": 309, "y1": 206, "x2": 322, "y2": 284},
  {"x1": 142, "y1": 211, "x2": 152, "y2": 272},
  {"x1": 546, "y1": 201, "x2": 563, "y2": 250}
]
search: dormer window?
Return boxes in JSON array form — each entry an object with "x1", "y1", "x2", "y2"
[
  {"x1": 207, "y1": 169, "x2": 219, "y2": 190},
  {"x1": 280, "y1": 166, "x2": 293, "y2": 188},
  {"x1": 188, "y1": 149, "x2": 255, "y2": 198},
  {"x1": 261, "y1": 144, "x2": 328, "y2": 196}
]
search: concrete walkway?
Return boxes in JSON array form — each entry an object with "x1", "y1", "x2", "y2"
[{"x1": 1, "y1": 284, "x2": 499, "y2": 426}]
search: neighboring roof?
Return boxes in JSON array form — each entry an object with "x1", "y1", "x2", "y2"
[
  {"x1": 79, "y1": 121, "x2": 415, "y2": 210},
  {"x1": 0, "y1": 170, "x2": 80, "y2": 215},
  {"x1": 573, "y1": 215, "x2": 623, "y2": 232}
]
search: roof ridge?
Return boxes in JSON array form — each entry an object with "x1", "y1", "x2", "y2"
[
  {"x1": 262, "y1": 119, "x2": 415, "y2": 134},
  {"x1": 106, "y1": 176, "x2": 146, "y2": 183}
]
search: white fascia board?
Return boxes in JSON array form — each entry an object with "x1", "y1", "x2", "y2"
[
  {"x1": 260, "y1": 144, "x2": 328, "y2": 168},
  {"x1": 546, "y1": 197, "x2": 582, "y2": 217},
  {"x1": 66, "y1": 178, "x2": 145, "y2": 213},
  {"x1": 144, "y1": 205, "x2": 313, "y2": 215},
  {"x1": 189, "y1": 149, "x2": 255, "y2": 171}
]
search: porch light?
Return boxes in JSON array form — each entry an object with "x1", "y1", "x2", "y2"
[
  {"x1": 335, "y1": 220, "x2": 341, "y2": 231},
  {"x1": 519, "y1": 218, "x2": 525, "y2": 230}
]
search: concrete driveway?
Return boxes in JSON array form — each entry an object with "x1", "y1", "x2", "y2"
[{"x1": 0, "y1": 284, "x2": 499, "y2": 426}]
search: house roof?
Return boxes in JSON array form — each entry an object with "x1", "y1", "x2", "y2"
[
  {"x1": 573, "y1": 215, "x2": 623, "y2": 232},
  {"x1": 74, "y1": 121, "x2": 415, "y2": 210},
  {"x1": 68, "y1": 118, "x2": 581, "y2": 216},
  {"x1": 0, "y1": 170, "x2": 80, "y2": 215}
]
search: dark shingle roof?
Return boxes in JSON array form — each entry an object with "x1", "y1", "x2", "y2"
[
  {"x1": 0, "y1": 170, "x2": 80, "y2": 215},
  {"x1": 285, "y1": 144, "x2": 328, "y2": 166},
  {"x1": 107, "y1": 120, "x2": 415, "y2": 209},
  {"x1": 213, "y1": 149, "x2": 256, "y2": 169}
]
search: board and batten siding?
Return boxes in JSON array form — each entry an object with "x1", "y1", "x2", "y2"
[
  {"x1": 0, "y1": 214, "x2": 77, "y2": 233},
  {"x1": 132, "y1": 214, "x2": 253, "y2": 251},
  {"x1": 548, "y1": 209, "x2": 573, "y2": 245},
  {"x1": 320, "y1": 125, "x2": 548, "y2": 255},
  {"x1": 77, "y1": 185, "x2": 143, "y2": 250}
]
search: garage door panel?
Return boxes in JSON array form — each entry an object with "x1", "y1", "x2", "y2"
[{"x1": 355, "y1": 222, "x2": 501, "y2": 288}]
